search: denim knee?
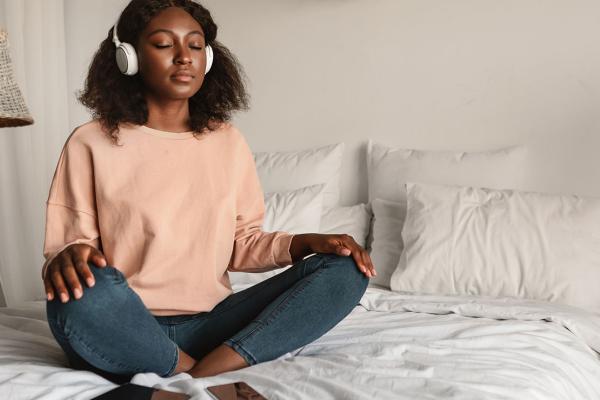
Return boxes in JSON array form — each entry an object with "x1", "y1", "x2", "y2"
[
  {"x1": 45, "y1": 263, "x2": 179, "y2": 378},
  {"x1": 316, "y1": 253, "x2": 369, "y2": 301},
  {"x1": 46, "y1": 263, "x2": 126, "y2": 331}
]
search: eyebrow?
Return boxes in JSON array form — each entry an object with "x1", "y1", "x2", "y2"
[{"x1": 146, "y1": 29, "x2": 204, "y2": 38}]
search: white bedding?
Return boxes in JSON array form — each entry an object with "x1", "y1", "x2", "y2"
[{"x1": 1, "y1": 287, "x2": 600, "y2": 400}]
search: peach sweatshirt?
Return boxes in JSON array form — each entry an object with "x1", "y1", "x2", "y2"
[{"x1": 42, "y1": 120, "x2": 295, "y2": 316}]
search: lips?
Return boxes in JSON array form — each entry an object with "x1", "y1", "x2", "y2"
[{"x1": 171, "y1": 70, "x2": 194, "y2": 82}]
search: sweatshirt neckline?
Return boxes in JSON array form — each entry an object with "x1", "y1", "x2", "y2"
[{"x1": 138, "y1": 124, "x2": 195, "y2": 139}]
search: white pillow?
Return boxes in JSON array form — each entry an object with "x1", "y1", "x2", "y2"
[
  {"x1": 366, "y1": 140, "x2": 529, "y2": 289},
  {"x1": 253, "y1": 143, "x2": 345, "y2": 210},
  {"x1": 366, "y1": 140, "x2": 529, "y2": 204},
  {"x1": 228, "y1": 183, "x2": 326, "y2": 286},
  {"x1": 367, "y1": 198, "x2": 404, "y2": 289},
  {"x1": 263, "y1": 184, "x2": 327, "y2": 234},
  {"x1": 319, "y1": 203, "x2": 372, "y2": 249},
  {"x1": 391, "y1": 182, "x2": 600, "y2": 312}
]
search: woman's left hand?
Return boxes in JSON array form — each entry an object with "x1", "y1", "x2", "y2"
[{"x1": 299, "y1": 233, "x2": 377, "y2": 278}]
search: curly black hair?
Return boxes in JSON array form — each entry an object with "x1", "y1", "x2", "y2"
[{"x1": 78, "y1": 0, "x2": 250, "y2": 144}]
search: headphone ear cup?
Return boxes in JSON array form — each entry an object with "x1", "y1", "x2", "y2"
[
  {"x1": 205, "y1": 44, "x2": 213, "y2": 74},
  {"x1": 116, "y1": 42, "x2": 138, "y2": 75}
]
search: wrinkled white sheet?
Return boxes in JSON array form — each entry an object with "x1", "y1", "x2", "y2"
[{"x1": 1, "y1": 287, "x2": 600, "y2": 400}]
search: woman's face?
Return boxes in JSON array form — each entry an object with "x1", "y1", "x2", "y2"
[{"x1": 137, "y1": 7, "x2": 207, "y2": 101}]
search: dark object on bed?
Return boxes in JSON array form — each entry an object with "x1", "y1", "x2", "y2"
[
  {"x1": 91, "y1": 382, "x2": 191, "y2": 399},
  {"x1": 207, "y1": 381, "x2": 268, "y2": 399}
]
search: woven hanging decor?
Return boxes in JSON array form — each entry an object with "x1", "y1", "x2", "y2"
[{"x1": 0, "y1": 29, "x2": 33, "y2": 127}]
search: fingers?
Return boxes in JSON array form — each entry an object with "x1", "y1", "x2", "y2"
[
  {"x1": 365, "y1": 252, "x2": 376, "y2": 277},
  {"x1": 357, "y1": 243, "x2": 376, "y2": 277},
  {"x1": 43, "y1": 276, "x2": 55, "y2": 301},
  {"x1": 62, "y1": 254, "x2": 84, "y2": 301},
  {"x1": 48, "y1": 254, "x2": 81, "y2": 304},
  {"x1": 344, "y1": 246, "x2": 371, "y2": 278},
  {"x1": 89, "y1": 248, "x2": 107, "y2": 268},
  {"x1": 73, "y1": 254, "x2": 95, "y2": 288},
  {"x1": 341, "y1": 235, "x2": 376, "y2": 278},
  {"x1": 45, "y1": 244, "x2": 107, "y2": 303},
  {"x1": 354, "y1": 251, "x2": 374, "y2": 278},
  {"x1": 338, "y1": 247, "x2": 351, "y2": 256},
  {"x1": 49, "y1": 260, "x2": 70, "y2": 303}
]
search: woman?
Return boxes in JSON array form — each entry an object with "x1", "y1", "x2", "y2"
[{"x1": 43, "y1": 0, "x2": 376, "y2": 384}]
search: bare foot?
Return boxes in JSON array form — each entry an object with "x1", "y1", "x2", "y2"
[
  {"x1": 173, "y1": 347, "x2": 197, "y2": 374},
  {"x1": 188, "y1": 343, "x2": 249, "y2": 378}
]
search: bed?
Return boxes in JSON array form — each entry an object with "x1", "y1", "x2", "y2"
[
  {"x1": 2, "y1": 284, "x2": 600, "y2": 399},
  {"x1": 4, "y1": 140, "x2": 600, "y2": 399}
]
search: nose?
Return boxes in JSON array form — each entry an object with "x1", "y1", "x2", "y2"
[{"x1": 174, "y1": 43, "x2": 192, "y2": 65}]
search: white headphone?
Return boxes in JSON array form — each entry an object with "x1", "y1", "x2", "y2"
[{"x1": 111, "y1": 11, "x2": 214, "y2": 76}]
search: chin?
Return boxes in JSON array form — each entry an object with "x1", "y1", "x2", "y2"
[
  {"x1": 168, "y1": 84, "x2": 203, "y2": 98},
  {"x1": 164, "y1": 89, "x2": 197, "y2": 100}
]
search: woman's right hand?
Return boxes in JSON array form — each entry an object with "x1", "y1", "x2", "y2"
[{"x1": 43, "y1": 243, "x2": 108, "y2": 303}]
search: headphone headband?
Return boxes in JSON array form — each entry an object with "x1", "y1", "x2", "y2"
[{"x1": 112, "y1": 12, "x2": 120, "y2": 46}]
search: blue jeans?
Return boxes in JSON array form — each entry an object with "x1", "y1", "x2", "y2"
[{"x1": 46, "y1": 253, "x2": 369, "y2": 384}]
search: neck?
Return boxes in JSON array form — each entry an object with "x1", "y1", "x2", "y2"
[{"x1": 145, "y1": 95, "x2": 191, "y2": 132}]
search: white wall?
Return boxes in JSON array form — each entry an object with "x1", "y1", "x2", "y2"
[{"x1": 66, "y1": 0, "x2": 600, "y2": 205}]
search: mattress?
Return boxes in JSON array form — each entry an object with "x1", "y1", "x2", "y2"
[{"x1": 1, "y1": 286, "x2": 600, "y2": 400}]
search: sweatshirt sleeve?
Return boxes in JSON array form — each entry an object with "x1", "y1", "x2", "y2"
[
  {"x1": 41, "y1": 131, "x2": 101, "y2": 280},
  {"x1": 227, "y1": 132, "x2": 295, "y2": 273}
]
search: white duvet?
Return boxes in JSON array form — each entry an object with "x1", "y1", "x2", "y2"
[{"x1": 1, "y1": 286, "x2": 600, "y2": 400}]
